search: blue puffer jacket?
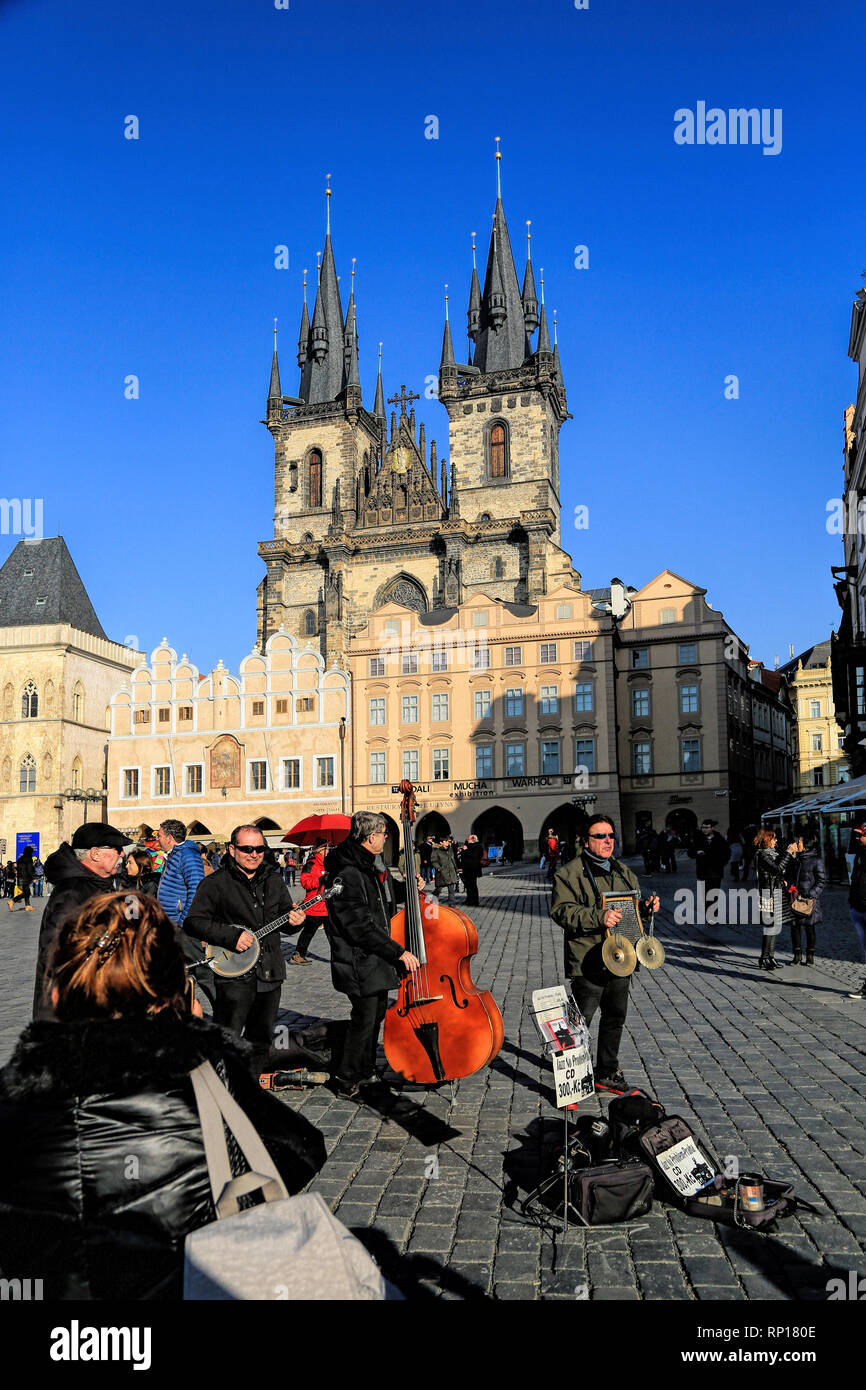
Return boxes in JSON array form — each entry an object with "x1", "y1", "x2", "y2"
[{"x1": 157, "y1": 840, "x2": 204, "y2": 927}]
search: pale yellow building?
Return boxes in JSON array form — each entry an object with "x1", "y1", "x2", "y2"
[
  {"x1": 0, "y1": 538, "x2": 142, "y2": 861},
  {"x1": 347, "y1": 585, "x2": 620, "y2": 858},
  {"x1": 107, "y1": 632, "x2": 351, "y2": 843},
  {"x1": 779, "y1": 641, "x2": 849, "y2": 794}
]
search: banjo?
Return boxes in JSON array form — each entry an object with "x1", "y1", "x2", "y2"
[{"x1": 197, "y1": 881, "x2": 343, "y2": 978}]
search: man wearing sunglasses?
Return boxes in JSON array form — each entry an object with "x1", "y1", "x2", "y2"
[
  {"x1": 551, "y1": 814, "x2": 659, "y2": 1095},
  {"x1": 185, "y1": 824, "x2": 305, "y2": 1077}
]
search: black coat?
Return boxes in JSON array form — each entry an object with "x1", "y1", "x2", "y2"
[
  {"x1": 33, "y1": 844, "x2": 115, "y2": 1021},
  {"x1": 322, "y1": 838, "x2": 406, "y2": 998},
  {"x1": 755, "y1": 848, "x2": 796, "y2": 925},
  {"x1": 794, "y1": 850, "x2": 826, "y2": 925},
  {"x1": 688, "y1": 832, "x2": 731, "y2": 880},
  {"x1": 184, "y1": 856, "x2": 295, "y2": 983},
  {"x1": 0, "y1": 1009, "x2": 325, "y2": 1300},
  {"x1": 849, "y1": 848, "x2": 866, "y2": 912},
  {"x1": 460, "y1": 843, "x2": 484, "y2": 877}
]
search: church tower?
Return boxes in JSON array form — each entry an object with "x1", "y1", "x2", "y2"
[{"x1": 438, "y1": 144, "x2": 570, "y2": 603}]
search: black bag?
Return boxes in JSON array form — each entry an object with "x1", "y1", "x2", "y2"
[
  {"x1": 567, "y1": 1160, "x2": 655, "y2": 1226},
  {"x1": 607, "y1": 1087, "x2": 666, "y2": 1153}
]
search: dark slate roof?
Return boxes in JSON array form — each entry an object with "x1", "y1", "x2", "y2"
[
  {"x1": 501, "y1": 601, "x2": 537, "y2": 617},
  {"x1": 0, "y1": 537, "x2": 108, "y2": 639},
  {"x1": 778, "y1": 639, "x2": 832, "y2": 676},
  {"x1": 473, "y1": 197, "x2": 530, "y2": 373},
  {"x1": 417, "y1": 607, "x2": 459, "y2": 626}
]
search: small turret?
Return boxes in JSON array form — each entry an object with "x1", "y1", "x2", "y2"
[
  {"x1": 268, "y1": 319, "x2": 281, "y2": 401},
  {"x1": 467, "y1": 232, "x2": 481, "y2": 341},
  {"x1": 521, "y1": 221, "x2": 539, "y2": 335}
]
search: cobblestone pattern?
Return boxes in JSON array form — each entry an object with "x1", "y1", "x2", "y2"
[{"x1": 1, "y1": 859, "x2": 864, "y2": 1301}]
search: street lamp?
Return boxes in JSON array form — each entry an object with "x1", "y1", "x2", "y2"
[{"x1": 56, "y1": 787, "x2": 104, "y2": 825}]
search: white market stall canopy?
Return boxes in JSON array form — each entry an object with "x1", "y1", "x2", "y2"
[{"x1": 761, "y1": 774, "x2": 866, "y2": 823}]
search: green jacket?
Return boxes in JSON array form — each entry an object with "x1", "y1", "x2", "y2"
[{"x1": 550, "y1": 851, "x2": 648, "y2": 980}]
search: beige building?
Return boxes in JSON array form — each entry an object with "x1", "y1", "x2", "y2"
[
  {"x1": 347, "y1": 586, "x2": 620, "y2": 858},
  {"x1": 779, "y1": 641, "x2": 849, "y2": 794},
  {"x1": 0, "y1": 538, "x2": 141, "y2": 861},
  {"x1": 107, "y1": 632, "x2": 350, "y2": 843}
]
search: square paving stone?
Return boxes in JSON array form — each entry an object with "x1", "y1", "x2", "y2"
[
  {"x1": 409, "y1": 1226, "x2": 454, "y2": 1253},
  {"x1": 495, "y1": 1282, "x2": 539, "y2": 1300},
  {"x1": 637, "y1": 1266, "x2": 693, "y2": 1299},
  {"x1": 591, "y1": 1285, "x2": 641, "y2": 1300},
  {"x1": 494, "y1": 1251, "x2": 539, "y2": 1280}
]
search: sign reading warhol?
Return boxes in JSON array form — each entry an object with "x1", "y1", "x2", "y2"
[{"x1": 674, "y1": 102, "x2": 782, "y2": 156}]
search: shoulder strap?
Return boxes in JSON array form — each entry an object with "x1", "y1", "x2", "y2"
[{"x1": 190, "y1": 1060, "x2": 288, "y2": 1218}]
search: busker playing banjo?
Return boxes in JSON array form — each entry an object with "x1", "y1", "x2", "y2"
[
  {"x1": 185, "y1": 824, "x2": 306, "y2": 1079},
  {"x1": 550, "y1": 813, "x2": 660, "y2": 1096}
]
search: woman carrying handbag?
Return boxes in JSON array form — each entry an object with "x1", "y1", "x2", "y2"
[
  {"x1": 753, "y1": 828, "x2": 799, "y2": 972},
  {"x1": 790, "y1": 832, "x2": 826, "y2": 966}
]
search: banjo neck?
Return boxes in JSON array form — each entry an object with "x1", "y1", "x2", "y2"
[{"x1": 252, "y1": 886, "x2": 332, "y2": 943}]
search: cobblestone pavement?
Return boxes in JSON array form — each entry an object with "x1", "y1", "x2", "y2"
[{"x1": 2, "y1": 858, "x2": 865, "y2": 1303}]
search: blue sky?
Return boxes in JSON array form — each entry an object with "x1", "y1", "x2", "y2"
[{"x1": 1, "y1": 0, "x2": 864, "y2": 672}]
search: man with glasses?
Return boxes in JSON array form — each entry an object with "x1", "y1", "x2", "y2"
[
  {"x1": 550, "y1": 814, "x2": 659, "y2": 1094},
  {"x1": 32, "y1": 821, "x2": 131, "y2": 1020},
  {"x1": 185, "y1": 824, "x2": 305, "y2": 1077}
]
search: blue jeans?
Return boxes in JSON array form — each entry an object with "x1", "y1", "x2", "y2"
[{"x1": 850, "y1": 908, "x2": 866, "y2": 960}]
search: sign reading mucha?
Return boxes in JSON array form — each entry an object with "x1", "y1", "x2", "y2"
[{"x1": 209, "y1": 735, "x2": 242, "y2": 790}]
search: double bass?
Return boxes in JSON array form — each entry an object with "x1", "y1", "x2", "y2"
[{"x1": 383, "y1": 781, "x2": 504, "y2": 1084}]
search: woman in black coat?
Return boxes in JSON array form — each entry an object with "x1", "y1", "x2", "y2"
[
  {"x1": 753, "y1": 828, "x2": 799, "y2": 972},
  {"x1": 0, "y1": 890, "x2": 326, "y2": 1300},
  {"x1": 117, "y1": 847, "x2": 161, "y2": 898},
  {"x1": 790, "y1": 833, "x2": 826, "y2": 966}
]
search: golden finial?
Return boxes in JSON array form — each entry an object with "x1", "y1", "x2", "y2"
[
  {"x1": 526, "y1": 220, "x2": 532, "y2": 256},
  {"x1": 494, "y1": 136, "x2": 502, "y2": 197},
  {"x1": 316, "y1": 250, "x2": 321, "y2": 285},
  {"x1": 273, "y1": 317, "x2": 278, "y2": 346},
  {"x1": 351, "y1": 256, "x2": 356, "y2": 292},
  {"x1": 553, "y1": 310, "x2": 558, "y2": 346},
  {"x1": 325, "y1": 173, "x2": 331, "y2": 234},
  {"x1": 302, "y1": 268, "x2": 307, "y2": 304},
  {"x1": 471, "y1": 232, "x2": 477, "y2": 269},
  {"x1": 444, "y1": 283, "x2": 449, "y2": 321},
  {"x1": 540, "y1": 267, "x2": 545, "y2": 305}
]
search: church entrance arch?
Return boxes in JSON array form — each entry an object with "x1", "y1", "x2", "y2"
[
  {"x1": 537, "y1": 804, "x2": 585, "y2": 862},
  {"x1": 381, "y1": 813, "x2": 401, "y2": 866},
  {"x1": 471, "y1": 806, "x2": 524, "y2": 862}
]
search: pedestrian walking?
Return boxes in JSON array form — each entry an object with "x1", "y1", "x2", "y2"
[
  {"x1": 294, "y1": 841, "x2": 329, "y2": 963},
  {"x1": 727, "y1": 829, "x2": 744, "y2": 882},
  {"x1": 32, "y1": 857, "x2": 45, "y2": 897},
  {"x1": 283, "y1": 850, "x2": 298, "y2": 886},
  {"x1": 846, "y1": 823, "x2": 866, "y2": 999},
  {"x1": 431, "y1": 836, "x2": 458, "y2": 902},
  {"x1": 460, "y1": 834, "x2": 484, "y2": 907},
  {"x1": 688, "y1": 819, "x2": 731, "y2": 902},
  {"x1": 11, "y1": 846, "x2": 36, "y2": 912},
  {"x1": 659, "y1": 828, "x2": 678, "y2": 873}
]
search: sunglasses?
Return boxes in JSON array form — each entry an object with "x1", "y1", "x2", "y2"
[
  {"x1": 234, "y1": 844, "x2": 266, "y2": 855},
  {"x1": 589, "y1": 833, "x2": 615, "y2": 840}
]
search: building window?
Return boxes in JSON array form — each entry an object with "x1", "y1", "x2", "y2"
[
  {"x1": 679, "y1": 685, "x2": 699, "y2": 714},
  {"x1": 402, "y1": 748, "x2": 419, "y2": 780},
  {"x1": 490, "y1": 421, "x2": 508, "y2": 478},
  {"x1": 856, "y1": 667, "x2": 865, "y2": 717},
  {"x1": 574, "y1": 682, "x2": 594, "y2": 713},
  {"x1": 678, "y1": 642, "x2": 697, "y2": 664},
  {"x1": 632, "y1": 687, "x2": 650, "y2": 717},
  {"x1": 474, "y1": 690, "x2": 492, "y2": 720},
  {"x1": 432, "y1": 646, "x2": 449, "y2": 672},
  {"x1": 681, "y1": 738, "x2": 701, "y2": 773},
  {"x1": 541, "y1": 740, "x2": 560, "y2": 774},
  {"x1": 309, "y1": 450, "x2": 323, "y2": 508},
  {"x1": 122, "y1": 768, "x2": 139, "y2": 799},
  {"x1": 505, "y1": 743, "x2": 525, "y2": 776},
  {"x1": 154, "y1": 766, "x2": 171, "y2": 797},
  {"x1": 178, "y1": 705, "x2": 193, "y2": 722},
  {"x1": 370, "y1": 751, "x2": 386, "y2": 784},
  {"x1": 575, "y1": 738, "x2": 595, "y2": 773},
  {"x1": 296, "y1": 697, "x2": 315, "y2": 713},
  {"x1": 472, "y1": 610, "x2": 489, "y2": 627},
  {"x1": 316, "y1": 756, "x2": 335, "y2": 788},
  {"x1": 504, "y1": 646, "x2": 523, "y2": 667},
  {"x1": 304, "y1": 610, "x2": 317, "y2": 637},
  {"x1": 556, "y1": 604, "x2": 573, "y2": 620},
  {"x1": 540, "y1": 685, "x2": 559, "y2": 716},
  {"x1": 401, "y1": 695, "x2": 418, "y2": 723},
  {"x1": 838, "y1": 732, "x2": 845, "y2": 750},
  {"x1": 539, "y1": 643, "x2": 557, "y2": 664},
  {"x1": 134, "y1": 709, "x2": 149, "y2": 724},
  {"x1": 633, "y1": 742, "x2": 652, "y2": 776},
  {"x1": 433, "y1": 747, "x2": 450, "y2": 781},
  {"x1": 505, "y1": 688, "x2": 524, "y2": 718},
  {"x1": 158, "y1": 707, "x2": 170, "y2": 723},
  {"x1": 492, "y1": 559, "x2": 503, "y2": 579},
  {"x1": 631, "y1": 649, "x2": 649, "y2": 669},
  {"x1": 573, "y1": 640, "x2": 593, "y2": 661},
  {"x1": 251, "y1": 701, "x2": 264, "y2": 717},
  {"x1": 282, "y1": 758, "x2": 301, "y2": 789},
  {"x1": 71, "y1": 759, "x2": 82, "y2": 790},
  {"x1": 402, "y1": 653, "x2": 419, "y2": 675},
  {"x1": 19, "y1": 753, "x2": 36, "y2": 793},
  {"x1": 276, "y1": 698, "x2": 288, "y2": 714},
  {"x1": 369, "y1": 697, "x2": 386, "y2": 725},
  {"x1": 660, "y1": 608, "x2": 676, "y2": 624},
  {"x1": 472, "y1": 646, "x2": 491, "y2": 670},
  {"x1": 811, "y1": 733, "x2": 823, "y2": 752},
  {"x1": 250, "y1": 760, "x2": 268, "y2": 791},
  {"x1": 21, "y1": 681, "x2": 38, "y2": 719},
  {"x1": 475, "y1": 745, "x2": 493, "y2": 778},
  {"x1": 812, "y1": 767, "x2": 824, "y2": 786},
  {"x1": 186, "y1": 765, "x2": 203, "y2": 794},
  {"x1": 809, "y1": 699, "x2": 821, "y2": 718},
  {"x1": 432, "y1": 693, "x2": 450, "y2": 722},
  {"x1": 369, "y1": 656, "x2": 385, "y2": 677}
]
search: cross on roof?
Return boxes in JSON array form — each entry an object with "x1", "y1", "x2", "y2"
[{"x1": 387, "y1": 384, "x2": 420, "y2": 417}]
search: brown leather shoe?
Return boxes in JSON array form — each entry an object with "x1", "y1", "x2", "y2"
[{"x1": 291, "y1": 953, "x2": 310, "y2": 965}]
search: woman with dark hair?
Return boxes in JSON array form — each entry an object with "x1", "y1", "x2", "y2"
[
  {"x1": 753, "y1": 828, "x2": 799, "y2": 972},
  {"x1": 118, "y1": 847, "x2": 161, "y2": 897},
  {"x1": 0, "y1": 891, "x2": 326, "y2": 1299},
  {"x1": 791, "y1": 832, "x2": 826, "y2": 967}
]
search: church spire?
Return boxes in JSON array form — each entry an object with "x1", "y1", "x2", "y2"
[
  {"x1": 467, "y1": 231, "x2": 481, "y2": 343},
  {"x1": 521, "y1": 220, "x2": 539, "y2": 335},
  {"x1": 297, "y1": 270, "x2": 309, "y2": 368},
  {"x1": 268, "y1": 319, "x2": 281, "y2": 400},
  {"x1": 373, "y1": 341, "x2": 386, "y2": 422},
  {"x1": 472, "y1": 140, "x2": 529, "y2": 373},
  {"x1": 304, "y1": 176, "x2": 345, "y2": 404},
  {"x1": 536, "y1": 267, "x2": 552, "y2": 356},
  {"x1": 440, "y1": 283, "x2": 456, "y2": 369}
]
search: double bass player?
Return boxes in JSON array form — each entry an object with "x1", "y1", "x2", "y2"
[{"x1": 322, "y1": 811, "x2": 422, "y2": 1099}]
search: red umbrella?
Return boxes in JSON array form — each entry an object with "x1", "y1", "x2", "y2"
[{"x1": 282, "y1": 814, "x2": 351, "y2": 848}]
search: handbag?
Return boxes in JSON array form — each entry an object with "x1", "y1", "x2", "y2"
[
  {"x1": 184, "y1": 1060, "x2": 399, "y2": 1300},
  {"x1": 790, "y1": 862, "x2": 814, "y2": 916}
]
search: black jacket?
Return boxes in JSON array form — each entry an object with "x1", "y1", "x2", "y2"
[
  {"x1": 460, "y1": 842, "x2": 484, "y2": 876},
  {"x1": 0, "y1": 1009, "x2": 325, "y2": 1300},
  {"x1": 795, "y1": 850, "x2": 826, "y2": 925},
  {"x1": 184, "y1": 857, "x2": 295, "y2": 983},
  {"x1": 33, "y1": 844, "x2": 115, "y2": 1021},
  {"x1": 688, "y1": 831, "x2": 731, "y2": 880},
  {"x1": 849, "y1": 849, "x2": 866, "y2": 912},
  {"x1": 755, "y1": 847, "x2": 796, "y2": 925},
  {"x1": 322, "y1": 838, "x2": 406, "y2": 998}
]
